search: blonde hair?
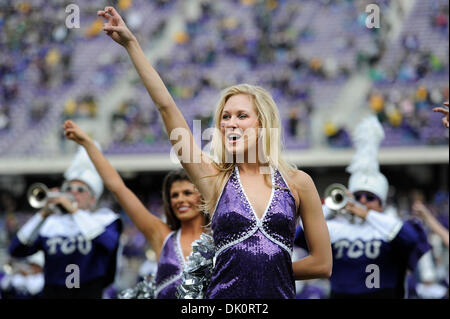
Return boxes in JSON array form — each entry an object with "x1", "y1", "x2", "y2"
[{"x1": 203, "y1": 84, "x2": 296, "y2": 216}]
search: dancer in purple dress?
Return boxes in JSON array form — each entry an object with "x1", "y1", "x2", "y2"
[
  {"x1": 206, "y1": 167, "x2": 298, "y2": 298},
  {"x1": 64, "y1": 121, "x2": 207, "y2": 299},
  {"x1": 98, "y1": 6, "x2": 332, "y2": 299},
  {"x1": 153, "y1": 229, "x2": 186, "y2": 298}
]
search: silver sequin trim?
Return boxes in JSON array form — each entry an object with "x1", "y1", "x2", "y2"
[{"x1": 214, "y1": 167, "x2": 293, "y2": 258}]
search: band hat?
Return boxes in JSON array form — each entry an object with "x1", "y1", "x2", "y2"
[
  {"x1": 64, "y1": 142, "x2": 104, "y2": 200},
  {"x1": 346, "y1": 115, "x2": 388, "y2": 206},
  {"x1": 348, "y1": 171, "x2": 389, "y2": 205}
]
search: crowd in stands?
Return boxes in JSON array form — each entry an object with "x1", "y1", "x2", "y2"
[
  {"x1": 0, "y1": 0, "x2": 447, "y2": 156},
  {"x1": 0, "y1": 0, "x2": 172, "y2": 155},
  {"x1": 104, "y1": 0, "x2": 448, "y2": 151},
  {"x1": 63, "y1": 94, "x2": 99, "y2": 119}
]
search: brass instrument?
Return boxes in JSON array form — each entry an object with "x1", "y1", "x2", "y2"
[
  {"x1": 27, "y1": 183, "x2": 76, "y2": 212},
  {"x1": 324, "y1": 183, "x2": 351, "y2": 213}
]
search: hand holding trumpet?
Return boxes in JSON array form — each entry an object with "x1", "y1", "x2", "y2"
[
  {"x1": 324, "y1": 183, "x2": 369, "y2": 219},
  {"x1": 27, "y1": 183, "x2": 77, "y2": 217},
  {"x1": 42, "y1": 191, "x2": 77, "y2": 217},
  {"x1": 344, "y1": 200, "x2": 369, "y2": 219}
]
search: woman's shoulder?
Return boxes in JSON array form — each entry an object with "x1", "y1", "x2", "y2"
[
  {"x1": 285, "y1": 169, "x2": 315, "y2": 191},
  {"x1": 160, "y1": 230, "x2": 177, "y2": 250},
  {"x1": 279, "y1": 169, "x2": 313, "y2": 211}
]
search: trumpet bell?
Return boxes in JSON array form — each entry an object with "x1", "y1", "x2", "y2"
[
  {"x1": 324, "y1": 183, "x2": 349, "y2": 211},
  {"x1": 27, "y1": 183, "x2": 49, "y2": 209},
  {"x1": 27, "y1": 183, "x2": 77, "y2": 213}
]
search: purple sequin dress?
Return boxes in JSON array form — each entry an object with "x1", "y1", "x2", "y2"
[
  {"x1": 154, "y1": 230, "x2": 185, "y2": 299},
  {"x1": 205, "y1": 166, "x2": 297, "y2": 299}
]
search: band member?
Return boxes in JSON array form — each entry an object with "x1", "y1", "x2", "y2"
[
  {"x1": 0, "y1": 251, "x2": 44, "y2": 299},
  {"x1": 9, "y1": 145, "x2": 122, "y2": 298},
  {"x1": 98, "y1": 6, "x2": 332, "y2": 299},
  {"x1": 63, "y1": 120, "x2": 208, "y2": 299},
  {"x1": 295, "y1": 116, "x2": 431, "y2": 298}
]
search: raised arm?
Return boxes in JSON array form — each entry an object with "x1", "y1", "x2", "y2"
[
  {"x1": 432, "y1": 101, "x2": 449, "y2": 128},
  {"x1": 291, "y1": 171, "x2": 332, "y2": 280},
  {"x1": 412, "y1": 200, "x2": 449, "y2": 248},
  {"x1": 63, "y1": 120, "x2": 170, "y2": 258},
  {"x1": 98, "y1": 6, "x2": 217, "y2": 200}
]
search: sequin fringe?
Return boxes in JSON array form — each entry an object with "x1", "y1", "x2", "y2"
[
  {"x1": 176, "y1": 233, "x2": 215, "y2": 299},
  {"x1": 118, "y1": 274, "x2": 156, "y2": 299}
]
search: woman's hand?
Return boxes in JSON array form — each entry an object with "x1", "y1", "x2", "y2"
[
  {"x1": 433, "y1": 101, "x2": 449, "y2": 128},
  {"x1": 98, "y1": 6, "x2": 136, "y2": 48},
  {"x1": 63, "y1": 120, "x2": 92, "y2": 146}
]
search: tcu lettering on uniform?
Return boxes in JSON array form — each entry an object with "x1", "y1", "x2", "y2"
[
  {"x1": 333, "y1": 239, "x2": 382, "y2": 259},
  {"x1": 46, "y1": 235, "x2": 92, "y2": 255}
]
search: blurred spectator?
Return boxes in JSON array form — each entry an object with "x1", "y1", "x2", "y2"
[
  {"x1": 63, "y1": 95, "x2": 99, "y2": 120},
  {"x1": 137, "y1": 250, "x2": 158, "y2": 281},
  {"x1": 0, "y1": 251, "x2": 45, "y2": 299},
  {"x1": 0, "y1": 105, "x2": 10, "y2": 131},
  {"x1": 323, "y1": 121, "x2": 351, "y2": 148},
  {"x1": 401, "y1": 189, "x2": 449, "y2": 299},
  {"x1": 288, "y1": 107, "x2": 299, "y2": 137},
  {"x1": 367, "y1": 86, "x2": 448, "y2": 146},
  {"x1": 402, "y1": 34, "x2": 420, "y2": 52},
  {"x1": 432, "y1": 5, "x2": 449, "y2": 33},
  {"x1": 110, "y1": 99, "x2": 166, "y2": 146},
  {"x1": 412, "y1": 199, "x2": 449, "y2": 248},
  {"x1": 30, "y1": 99, "x2": 49, "y2": 124}
]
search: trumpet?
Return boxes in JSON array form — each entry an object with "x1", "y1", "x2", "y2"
[
  {"x1": 27, "y1": 183, "x2": 76, "y2": 212},
  {"x1": 324, "y1": 183, "x2": 352, "y2": 213}
]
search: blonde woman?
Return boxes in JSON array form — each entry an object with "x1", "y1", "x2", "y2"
[{"x1": 98, "y1": 6, "x2": 331, "y2": 298}]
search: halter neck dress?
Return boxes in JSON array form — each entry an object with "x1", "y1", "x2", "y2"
[
  {"x1": 205, "y1": 166, "x2": 298, "y2": 299},
  {"x1": 154, "y1": 230, "x2": 186, "y2": 299}
]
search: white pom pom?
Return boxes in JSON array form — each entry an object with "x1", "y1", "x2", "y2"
[{"x1": 346, "y1": 115, "x2": 385, "y2": 175}]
